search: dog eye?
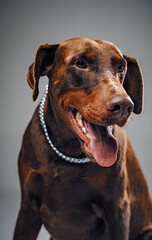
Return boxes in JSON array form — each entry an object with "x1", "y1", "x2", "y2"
[
  {"x1": 118, "y1": 65, "x2": 124, "y2": 74},
  {"x1": 75, "y1": 60, "x2": 87, "y2": 69}
]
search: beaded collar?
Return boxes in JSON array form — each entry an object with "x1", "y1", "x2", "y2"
[{"x1": 39, "y1": 85, "x2": 90, "y2": 164}]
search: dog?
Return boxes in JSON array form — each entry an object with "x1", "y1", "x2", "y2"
[{"x1": 13, "y1": 38, "x2": 152, "y2": 240}]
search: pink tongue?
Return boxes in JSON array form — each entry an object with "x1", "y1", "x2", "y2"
[{"x1": 85, "y1": 124, "x2": 118, "y2": 167}]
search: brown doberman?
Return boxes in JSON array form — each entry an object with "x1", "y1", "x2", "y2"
[{"x1": 13, "y1": 38, "x2": 152, "y2": 240}]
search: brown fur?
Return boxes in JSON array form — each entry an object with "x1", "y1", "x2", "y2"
[{"x1": 13, "y1": 38, "x2": 152, "y2": 240}]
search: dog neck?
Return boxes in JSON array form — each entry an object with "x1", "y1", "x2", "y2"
[{"x1": 39, "y1": 85, "x2": 90, "y2": 164}]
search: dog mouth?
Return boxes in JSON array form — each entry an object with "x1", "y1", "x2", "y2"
[{"x1": 69, "y1": 108, "x2": 118, "y2": 167}]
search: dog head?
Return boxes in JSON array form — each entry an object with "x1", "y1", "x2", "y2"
[{"x1": 27, "y1": 38, "x2": 143, "y2": 166}]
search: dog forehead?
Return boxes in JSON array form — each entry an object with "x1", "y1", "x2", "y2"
[{"x1": 57, "y1": 38, "x2": 123, "y2": 62}]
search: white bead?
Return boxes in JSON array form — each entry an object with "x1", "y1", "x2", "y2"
[
  {"x1": 43, "y1": 127, "x2": 47, "y2": 132},
  {"x1": 51, "y1": 146, "x2": 56, "y2": 151}
]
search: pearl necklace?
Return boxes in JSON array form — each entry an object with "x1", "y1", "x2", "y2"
[{"x1": 39, "y1": 85, "x2": 90, "y2": 164}]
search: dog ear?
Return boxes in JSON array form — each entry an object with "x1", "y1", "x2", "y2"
[
  {"x1": 27, "y1": 44, "x2": 59, "y2": 101},
  {"x1": 123, "y1": 55, "x2": 143, "y2": 114}
]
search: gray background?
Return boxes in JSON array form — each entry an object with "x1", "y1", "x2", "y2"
[{"x1": 1, "y1": 0, "x2": 152, "y2": 239}]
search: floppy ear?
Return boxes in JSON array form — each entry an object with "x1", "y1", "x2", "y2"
[
  {"x1": 123, "y1": 55, "x2": 143, "y2": 114},
  {"x1": 27, "y1": 43, "x2": 59, "y2": 101}
]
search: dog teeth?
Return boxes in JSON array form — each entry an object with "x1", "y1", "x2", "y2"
[
  {"x1": 108, "y1": 125, "x2": 113, "y2": 134},
  {"x1": 76, "y1": 111, "x2": 82, "y2": 120},
  {"x1": 76, "y1": 112, "x2": 83, "y2": 127},
  {"x1": 82, "y1": 127, "x2": 87, "y2": 134},
  {"x1": 77, "y1": 118, "x2": 83, "y2": 127},
  {"x1": 76, "y1": 111, "x2": 88, "y2": 134}
]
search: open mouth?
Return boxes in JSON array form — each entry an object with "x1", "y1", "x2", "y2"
[{"x1": 69, "y1": 108, "x2": 118, "y2": 167}]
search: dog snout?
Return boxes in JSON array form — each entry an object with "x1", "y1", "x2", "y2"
[{"x1": 107, "y1": 95, "x2": 134, "y2": 119}]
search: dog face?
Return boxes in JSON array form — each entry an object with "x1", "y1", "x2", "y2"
[
  {"x1": 52, "y1": 39, "x2": 131, "y2": 124},
  {"x1": 27, "y1": 38, "x2": 143, "y2": 167}
]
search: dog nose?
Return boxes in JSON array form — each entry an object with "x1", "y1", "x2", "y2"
[{"x1": 107, "y1": 95, "x2": 134, "y2": 118}]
